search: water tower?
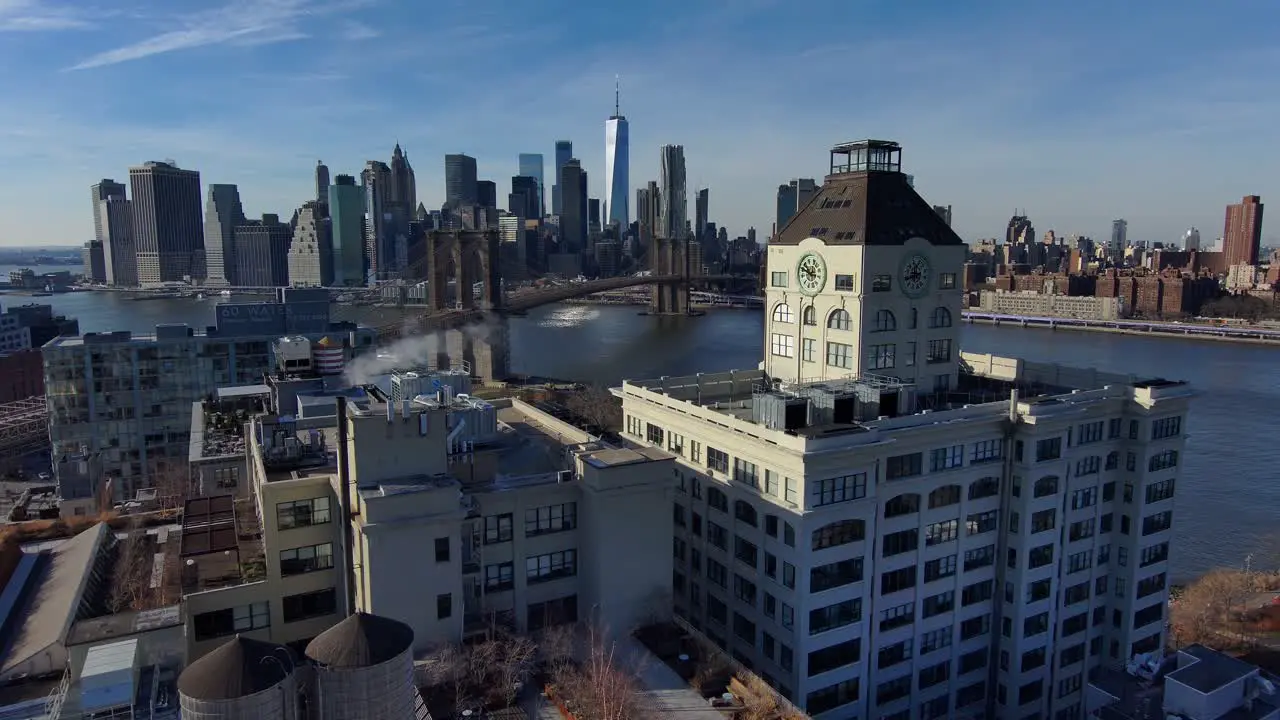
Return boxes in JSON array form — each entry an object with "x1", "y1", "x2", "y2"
[
  {"x1": 305, "y1": 612, "x2": 416, "y2": 719},
  {"x1": 178, "y1": 636, "x2": 300, "y2": 720}
]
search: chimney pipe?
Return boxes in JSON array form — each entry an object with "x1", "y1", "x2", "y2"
[{"x1": 336, "y1": 396, "x2": 357, "y2": 617}]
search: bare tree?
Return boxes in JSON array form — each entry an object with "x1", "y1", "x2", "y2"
[
  {"x1": 553, "y1": 624, "x2": 651, "y2": 720},
  {"x1": 540, "y1": 623, "x2": 578, "y2": 672},
  {"x1": 491, "y1": 635, "x2": 538, "y2": 707},
  {"x1": 418, "y1": 644, "x2": 472, "y2": 715},
  {"x1": 110, "y1": 519, "x2": 151, "y2": 612},
  {"x1": 564, "y1": 385, "x2": 622, "y2": 435},
  {"x1": 1172, "y1": 569, "x2": 1257, "y2": 648}
]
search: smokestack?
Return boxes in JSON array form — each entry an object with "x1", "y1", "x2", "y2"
[{"x1": 336, "y1": 396, "x2": 357, "y2": 617}]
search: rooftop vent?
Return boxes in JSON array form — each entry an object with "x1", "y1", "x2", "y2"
[{"x1": 752, "y1": 391, "x2": 811, "y2": 432}]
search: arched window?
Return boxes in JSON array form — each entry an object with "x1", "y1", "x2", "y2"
[
  {"x1": 930, "y1": 307, "x2": 952, "y2": 328},
  {"x1": 1105, "y1": 451, "x2": 1119, "y2": 470},
  {"x1": 928, "y1": 484, "x2": 962, "y2": 509},
  {"x1": 828, "y1": 308, "x2": 851, "y2": 331},
  {"x1": 1033, "y1": 475, "x2": 1059, "y2": 498},
  {"x1": 734, "y1": 500, "x2": 758, "y2": 527},
  {"x1": 884, "y1": 493, "x2": 920, "y2": 518},
  {"x1": 707, "y1": 486, "x2": 728, "y2": 511},
  {"x1": 802, "y1": 306, "x2": 817, "y2": 325},
  {"x1": 772, "y1": 303, "x2": 793, "y2": 324},
  {"x1": 968, "y1": 477, "x2": 999, "y2": 500},
  {"x1": 874, "y1": 309, "x2": 897, "y2": 332},
  {"x1": 811, "y1": 519, "x2": 865, "y2": 550}
]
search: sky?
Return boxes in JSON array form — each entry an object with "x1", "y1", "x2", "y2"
[{"x1": 2, "y1": 0, "x2": 1280, "y2": 249}]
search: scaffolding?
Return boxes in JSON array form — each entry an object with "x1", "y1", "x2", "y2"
[{"x1": 0, "y1": 396, "x2": 48, "y2": 465}]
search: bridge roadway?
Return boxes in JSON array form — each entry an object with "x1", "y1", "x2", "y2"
[{"x1": 379, "y1": 274, "x2": 744, "y2": 339}]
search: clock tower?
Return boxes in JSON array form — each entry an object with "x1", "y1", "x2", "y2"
[{"x1": 762, "y1": 140, "x2": 966, "y2": 394}]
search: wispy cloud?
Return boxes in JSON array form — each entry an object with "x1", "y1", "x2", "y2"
[
  {"x1": 0, "y1": 0, "x2": 93, "y2": 31},
  {"x1": 66, "y1": 0, "x2": 369, "y2": 71},
  {"x1": 340, "y1": 19, "x2": 378, "y2": 40}
]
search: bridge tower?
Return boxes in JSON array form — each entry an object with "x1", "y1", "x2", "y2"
[
  {"x1": 426, "y1": 230, "x2": 502, "y2": 312},
  {"x1": 649, "y1": 237, "x2": 690, "y2": 315}
]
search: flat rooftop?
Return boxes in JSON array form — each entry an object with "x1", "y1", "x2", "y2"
[
  {"x1": 178, "y1": 494, "x2": 265, "y2": 593},
  {"x1": 1090, "y1": 646, "x2": 1280, "y2": 720},
  {"x1": 260, "y1": 424, "x2": 339, "y2": 483}
]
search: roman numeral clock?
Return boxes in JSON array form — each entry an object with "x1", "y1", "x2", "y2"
[{"x1": 796, "y1": 252, "x2": 827, "y2": 296}]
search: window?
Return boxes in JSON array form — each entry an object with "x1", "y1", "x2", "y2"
[
  {"x1": 801, "y1": 338, "x2": 815, "y2": 362},
  {"x1": 1031, "y1": 509, "x2": 1056, "y2": 533},
  {"x1": 874, "y1": 309, "x2": 896, "y2": 331},
  {"x1": 814, "y1": 473, "x2": 867, "y2": 505},
  {"x1": 734, "y1": 536, "x2": 758, "y2": 568},
  {"x1": 193, "y1": 602, "x2": 271, "y2": 641},
  {"x1": 1069, "y1": 518, "x2": 1096, "y2": 542},
  {"x1": 1146, "y1": 479, "x2": 1175, "y2": 503},
  {"x1": 904, "y1": 341, "x2": 916, "y2": 366},
  {"x1": 827, "y1": 309, "x2": 851, "y2": 330},
  {"x1": 528, "y1": 595, "x2": 579, "y2": 631},
  {"x1": 884, "y1": 493, "x2": 920, "y2": 518},
  {"x1": 930, "y1": 446, "x2": 964, "y2": 472},
  {"x1": 1141, "y1": 542, "x2": 1169, "y2": 567},
  {"x1": 929, "y1": 307, "x2": 952, "y2": 328},
  {"x1": 925, "y1": 519, "x2": 959, "y2": 546},
  {"x1": 1072, "y1": 487, "x2": 1098, "y2": 510},
  {"x1": 770, "y1": 271, "x2": 788, "y2": 288},
  {"x1": 886, "y1": 453, "x2": 923, "y2": 480},
  {"x1": 707, "y1": 487, "x2": 728, "y2": 513},
  {"x1": 871, "y1": 275, "x2": 892, "y2": 292},
  {"x1": 919, "y1": 627, "x2": 952, "y2": 654},
  {"x1": 926, "y1": 339, "x2": 952, "y2": 363},
  {"x1": 881, "y1": 567, "x2": 916, "y2": 595},
  {"x1": 280, "y1": 543, "x2": 334, "y2": 576},
  {"x1": 525, "y1": 502, "x2": 576, "y2": 537},
  {"x1": 802, "y1": 305, "x2": 816, "y2": 325},
  {"x1": 1075, "y1": 456, "x2": 1101, "y2": 476},
  {"x1": 527, "y1": 550, "x2": 577, "y2": 583},
  {"x1": 706, "y1": 559, "x2": 727, "y2": 588},
  {"x1": 1029, "y1": 544, "x2": 1055, "y2": 569},
  {"x1": 812, "y1": 519, "x2": 864, "y2": 550},
  {"x1": 1151, "y1": 416, "x2": 1181, "y2": 440},
  {"x1": 962, "y1": 579, "x2": 994, "y2": 606},
  {"x1": 879, "y1": 639, "x2": 913, "y2": 669},
  {"x1": 834, "y1": 274, "x2": 855, "y2": 291},
  {"x1": 810, "y1": 599, "x2": 862, "y2": 635},
  {"x1": 1078, "y1": 421, "x2": 1104, "y2": 444},
  {"x1": 966, "y1": 510, "x2": 998, "y2": 535},
  {"x1": 485, "y1": 513, "x2": 513, "y2": 543},
  {"x1": 939, "y1": 272, "x2": 957, "y2": 289},
  {"x1": 971, "y1": 440, "x2": 1002, "y2": 464},
  {"x1": 865, "y1": 343, "x2": 895, "y2": 370},
  {"x1": 826, "y1": 341, "x2": 852, "y2": 369},
  {"x1": 707, "y1": 447, "x2": 729, "y2": 473},
  {"x1": 707, "y1": 522, "x2": 728, "y2": 549},
  {"x1": 1067, "y1": 550, "x2": 1094, "y2": 574},
  {"x1": 811, "y1": 557, "x2": 863, "y2": 592},
  {"x1": 882, "y1": 529, "x2": 919, "y2": 557},
  {"x1": 924, "y1": 555, "x2": 957, "y2": 582},
  {"x1": 807, "y1": 637, "x2": 861, "y2": 676},
  {"x1": 437, "y1": 593, "x2": 453, "y2": 619},
  {"x1": 1143, "y1": 511, "x2": 1173, "y2": 535},
  {"x1": 807, "y1": 678, "x2": 859, "y2": 715},
  {"x1": 434, "y1": 537, "x2": 450, "y2": 562},
  {"x1": 734, "y1": 500, "x2": 758, "y2": 526},
  {"x1": 646, "y1": 423, "x2": 664, "y2": 445},
  {"x1": 283, "y1": 588, "x2": 337, "y2": 623},
  {"x1": 770, "y1": 333, "x2": 794, "y2": 358},
  {"x1": 771, "y1": 303, "x2": 793, "y2": 323},
  {"x1": 1034, "y1": 475, "x2": 1059, "y2": 497},
  {"x1": 485, "y1": 562, "x2": 514, "y2": 591},
  {"x1": 1036, "y1": 438, "x2": 1062, "y2": 462},
  {"x1": 922, "y1": 591, "x2": 954, "y2": 618},
  {"x1": 880, "y1": 601, "x2": 914, "y2": 631},
  {"x1": 733, "y1": 612, "x2": 756, "y2": 643},
  {"x1": 732, "y1": 459, "x2": 759, "y2": 488},
  {"x1": 1026, "y1": 578, "x2": 1052, "y2": 603},
  {"x1": 969, "y1": 476, "x2": 999, "y2": 499},
  {"x1": 1149, "y1": 450, "x2": 1179, "y2": 472},
  {"x1": 277, "y1": 497, "x2": 331, "y2": 529},
  {"x1": 733, "y1": 574, "x2": 758, "y2": 605}
]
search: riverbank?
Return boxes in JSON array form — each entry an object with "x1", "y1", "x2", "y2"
[{"x1": 963, "y1": 315, "x2": 1280, "y2": 346}]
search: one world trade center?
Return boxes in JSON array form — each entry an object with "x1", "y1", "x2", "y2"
[{"x1": 604, "y1": 77, "x2": 629, "y2": 229}]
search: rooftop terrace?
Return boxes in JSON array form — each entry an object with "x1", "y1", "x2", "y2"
[{"x1": 177, "y1": 494, "x2": 265, "y2": 593}]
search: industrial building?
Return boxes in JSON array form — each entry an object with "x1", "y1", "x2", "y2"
[
  {"x1": 618, "y1": 141, "x2": 1191, "y2": 719},
  {"x1": 977, "y1": 290, "x2": 1124, "y2": 320}
]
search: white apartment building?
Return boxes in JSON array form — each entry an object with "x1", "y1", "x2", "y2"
[
  {"x1": 182, "y1": 383, "x2": 675, "y2": 661},
  {"x1": 619, "y1": 141, "x2": 1191, "y2": 720}
]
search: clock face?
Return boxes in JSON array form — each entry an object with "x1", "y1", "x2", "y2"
[
  {"x1": 900, "y1": 253, "x2": 931, "y2": 298},
  {"x1": 796, "y1": 252, "x2": 827, "y2": 296}
]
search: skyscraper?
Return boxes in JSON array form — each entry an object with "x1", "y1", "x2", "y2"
[
  {"x1": 1183, "y1": 228, "x2": 1201, "y2": 252},
  {"x1": 233, "y1": 214, "x2": 291, "y2": 287},
  {"x1": 636, "y1": 181, "x2": 660, "y2": 257},
  {"x1": 588, "y1": 198, "x2": 601, "y2": 229},
  {"x1": 90, "y1": 179, "x2": 126, "y2": 247},
  {"x1": 560, "y1": 159, "x2": 587, "y2": 252},
  {"x1": 518, "y1": 153, "x2": 545, "y2": 217},
  {"x1": 477, "y1": 180, "x2": 497, "y2": 209},
  {"x1": 694, "y1": 188, "x2": 709, "y2": 241},
  {"x1": 658, "y1": 145, "x2": 687, "y2": 240},
  {"x1": 1223, "y1": 195, "x2": 1264, "y2": 267},
  {"x1": 202, "y1": 184, "x2": 245, "y2": 286},
  {"x1": 604, "y1": 79, "x2": 629, "y2": 228},
  {"x1": 98, "y1": 196, "x2": 136, "y2": 286},
  {"x1": 389, "y1": 144, "x2": 416, "y2": 210},
  {"x1": 129, "y1": 161, "x2": 203, "y2": 284},
  {"x1": 445, "y1": 154, "x2": 479, "y2": 206},
  {"x1": 552, "y1": 141, "x2": 572, "y2": 215},
  {"x1": 1110, "y1": 219, "x2": 1128, "y2": 260},
  {"x1": 511, "y1": 176, "x2": 539, "y2": 221},
  {"x1": 288, "y1": 201, "x2": 334, "y2": 287},
  {"x1": 362, "y1": 160, "x2": 393, "y2": 280},
  {"x1": 315, "y1": 161, "x2": 330, "y2": 204},
  {"x1": 775, "y1": 178, "x2": 817, "y2": 233},
  {"x1": 329, "y1": 175, "x2": 365, "y2": 286}
]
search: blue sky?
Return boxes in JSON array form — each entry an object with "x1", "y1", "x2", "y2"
[{"x1": 1, "y1": 0, "x2": 1279, "y2": 248}]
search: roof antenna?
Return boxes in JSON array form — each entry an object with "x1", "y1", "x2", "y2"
[{"x1": 615, "y1": 74, "x2": 620, "y2": 116}]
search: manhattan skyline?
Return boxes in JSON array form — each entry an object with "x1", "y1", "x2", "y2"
[{"x1": 1, "y1": 0, "x2": 1278, "y2": 247}]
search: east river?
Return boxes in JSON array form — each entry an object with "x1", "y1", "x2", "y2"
[{"x1": 3, "y1": 282, "x2": 1275, "y2": 583}]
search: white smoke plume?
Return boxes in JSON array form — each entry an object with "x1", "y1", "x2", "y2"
[{"x1": 343, "y1": 313, "x2": 504, "y2": 386}]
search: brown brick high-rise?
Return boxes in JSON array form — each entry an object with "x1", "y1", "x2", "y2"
[{"x1": 1223, "y1": 195, "x2": 1264, "y2": 267}]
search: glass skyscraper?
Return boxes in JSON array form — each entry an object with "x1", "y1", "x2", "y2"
[
  {"x1": 518, "y1": 153, "x2": 544, "y2": 218},
  {"x1": 552, "y1": 140, "x2": 572, "y2": 215},
  {"x1": 604, "y1": 82, "x2": 629, "y2": 229}
]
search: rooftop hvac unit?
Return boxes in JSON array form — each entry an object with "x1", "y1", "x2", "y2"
[{"x1": 752, "y1": 392, "x2": 810, "y2": 431}]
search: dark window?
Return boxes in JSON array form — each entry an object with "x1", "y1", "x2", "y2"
[
  {"x1": 809, "y1": 599, "x2": 862, "y2": 635},
  {"x1": 812, "y1": 519, "x2": 864, "y2": 550},
  {"x1": 193, "y1": 602, "x2": 270, "y2": 641},
  {"x1": 485, "y1": 562, "x2": 514, "y2": 592},
  {"x1": 276, "y1": 497, "x2": 331, "y2": 530},
  {"x1": 437, "y1": 593, "x2": 453, "y2": 619},
  {"x1": 807, "y1": 678, "x2": 859, "y2": 715},
  {"x1": 527, "y1": 550, "x2": 577, "y2": 583},
  {"x1": 485, "y1": 513, "x2": 513, "y2": 543},
  {"x1": 734, "y1": 500, "x2": 758, "y2": 526},
  {"x1": 808, "y1": 638, "x2": 861, "y2": 676},
  {"x1": 527, "y1": 594, "x2": 578, "y2": 632},
  {"x1": 279, "y1": 543, "x2": 334, "y2": 577},
  {"x1": 434, "y1": 537, "x2": 450, "y2": 562},
  {"x1": 811, "y1": 558, "x2": 863, "y2": 592},
  {"x1": 884, "y1": 493, "x2": 920, "y2": 518},
  {"x1": 525, "y1": 503, "x2": 577, "y2": 536},
  {"x1": 283, "y1": 588, "x2": 337, "y2": 623}
]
